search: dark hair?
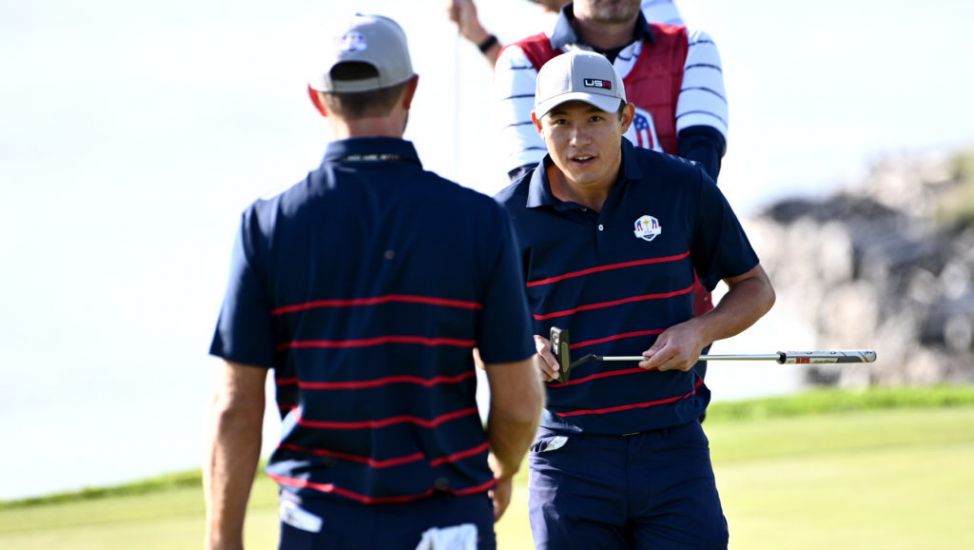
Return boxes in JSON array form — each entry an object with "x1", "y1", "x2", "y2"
[{"x1": 320, "y1": 62, "x2": 408, "y2": 119}]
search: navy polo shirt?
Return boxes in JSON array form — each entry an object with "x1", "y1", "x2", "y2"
[
  {"x1": 211, "y1": 137, "x2": 535, "y2": 504},
  {"x1": 495, "y1": 139, "x2": 758, "y2": 435}
]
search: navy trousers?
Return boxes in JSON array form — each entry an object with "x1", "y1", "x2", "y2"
[
  {"x1": 528, "y1": 421, "x2": 728, "y2": 549},
  {"x1": 277, "y1": 491, "x2": 495, "y2": 549}
]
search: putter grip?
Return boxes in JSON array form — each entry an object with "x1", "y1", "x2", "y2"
[{"x1": 778, "y1": 350, "x2": 877, "y2": 364}]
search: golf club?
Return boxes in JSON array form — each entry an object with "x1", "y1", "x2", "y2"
[{"x1": 549, "y1": 327, "x2": 877, "y2": 383}]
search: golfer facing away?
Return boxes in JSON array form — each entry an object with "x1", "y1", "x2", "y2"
[
  {"x1": 494, "y1": 50, "x2": 775, "y2": 549},
  {"x1": 205, "y1": 14, "x2": 543, "y2": 550}
]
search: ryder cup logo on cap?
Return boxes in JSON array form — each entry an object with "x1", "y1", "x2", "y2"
[
  {"x1": 633, "y1": 215, "x2": 662, "y2": 242},
  {"x1": 338, "y1": 32, "x2": 368, "y2": 53},
  {"x1": 309, "y1": 14, "x2": 414, "y2": 94},
  {"x1": 534, "y1": 50, "x2": 626, "y2": 118}
]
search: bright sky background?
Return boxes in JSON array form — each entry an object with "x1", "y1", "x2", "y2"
[{"x1": 1, "y1": 0, "x2": 972, "y2": 499}]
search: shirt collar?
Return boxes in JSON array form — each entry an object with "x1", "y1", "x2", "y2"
[
  {"x1": 618, "y1": 137, "x2": 643, "y2": 182},
  {"x1": 525, "y1": 157, "x2": 557, "y2": 209},
  {"x1": 550, "y1": 4, "x2": 655, "y2": 51},
  {"x1": 321, "y1": 137, "x2": 422, "y2": 167},
  {"x1": 525, "y1": 139, "x2": 643, "y2": 210}
]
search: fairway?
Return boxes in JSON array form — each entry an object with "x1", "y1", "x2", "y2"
[
  {"x1": 711, "y1": 408, "x2": 974, "y2": 550},
  {"x1": 2, "y1": 404, "x2": 973, "y2": 549}
]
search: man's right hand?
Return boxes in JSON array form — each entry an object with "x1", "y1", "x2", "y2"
[
  {"x1": 446, "y1": 0, "x2": 489, "y2": 45},
  {"x1": 533, "y1": 334, "x2": 560, "y2": 382},
  {"x1": 484, "y1": 361, "x2": 544, "y2": 521},
  {"x1": 489, "y1": 475, "x2": 513, "y2": 522}
]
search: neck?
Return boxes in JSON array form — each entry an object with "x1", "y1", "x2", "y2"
[
  {"x1": 574, "y1": 17, "x2": 636, "y2": 51},
  {"x1": 546, "y1": 164, "x2": 616, "y2": 212},
  {"x1": 327, "y1": 113, "x2": 406, "y2": 140}
]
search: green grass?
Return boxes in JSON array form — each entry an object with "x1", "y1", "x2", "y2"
[
  {"x1": 0, "y1": 477, "x2": 281, "y2": 550},
  {"x1": 712, "y1": 409, "x2": 974, "y2": 549},
  {"x1": 3, "y1": 386, "x2": 974, "y2": 549},
  {"x1": 704, "y1": 384, "x2": 974, "y2": 422},
  {"x1": 0, "y1": 470, "x2": 204, "y2": 511}
]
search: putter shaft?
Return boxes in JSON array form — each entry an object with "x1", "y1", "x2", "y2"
[
  {"x1": 595, "y1": 350, "x2": 877, "y2": 365},
  {"x1": 598, "y1": 354, "x2": 780, "y2": 362}
]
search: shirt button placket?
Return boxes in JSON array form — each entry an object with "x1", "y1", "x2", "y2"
[{"x1": 595, "y1": 219, "x2": 607, "y2": 254}]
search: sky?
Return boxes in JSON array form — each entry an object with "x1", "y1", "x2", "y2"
[{"x1": 0, "y1": 0, "x2": 972, "y2": 499}]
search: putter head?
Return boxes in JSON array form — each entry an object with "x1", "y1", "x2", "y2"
[{"x1": 549, "y1": 326, "x2": 574, "y2": 383}]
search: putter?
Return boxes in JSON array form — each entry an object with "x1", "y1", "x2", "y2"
[{"x1": 549, "y1": 327, "x2": 876, "y2": 383}]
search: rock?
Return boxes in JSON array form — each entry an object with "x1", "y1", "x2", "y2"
[{"x1": 754, "y1": 149, "x2": 974, "y2": 387}]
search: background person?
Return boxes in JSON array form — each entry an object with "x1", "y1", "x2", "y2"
[
  {"x1": 204, "y1": 14, "x2": 544, "y2": 550},
  {"x1": 494, "y1": 50, "x2": 775, "y2": 548},
  {"x1": 446, "y1": 0, "x2": 685, "y2": 67},
  {"x1": 494, "y1": 0, "x2": 725, "y2": 182}
]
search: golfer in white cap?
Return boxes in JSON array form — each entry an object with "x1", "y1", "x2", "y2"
[{"x1": 495, "y1": 50, "x2": 775, "y2": 549}]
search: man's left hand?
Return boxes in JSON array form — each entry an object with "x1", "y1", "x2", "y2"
[{"x1": 639, "y1": 320, "x2": 708, "y2": 372}]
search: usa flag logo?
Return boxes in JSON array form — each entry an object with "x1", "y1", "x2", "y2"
[
  {"x1": 583, "y1": 78, "x2": 612, "y2": 89},
  {"x1": 630, "y1": 111, "x2": 659, "y2": 150},
  {"x1": 633, "y1": 215, "x2": 662, "y2": 242},
  {"x1": 339, "y1": 32, "x2": 367, "y2": 52}
]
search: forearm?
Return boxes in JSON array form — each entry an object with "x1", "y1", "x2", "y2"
[
  {"x1": 204, "y1": 397, "x2": 264, "y2": 549},
  {"x1": 482, "y1": 40, "x2": 501, "y2": 67},
  {"x1": 450, "y1": 0, "x2": 500, "y2": 66},
  {"x1": 487, "y1": 412, "x2": 538, "y2": 479},
  {"x1": 462, "y1": 25, "x2": 501, "y2": 67},
  {"x1": 694, "y1": 268, "x2": 775, "y2": 347},
  {"x1": 485, "y1": 358, "x2": 544, "y2": 479}
]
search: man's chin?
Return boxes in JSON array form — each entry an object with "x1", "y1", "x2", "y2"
[
  {"x1": 563, "y1": 171, "x2": 602, "y2": 188},
  {"x1": 592, "y1": 7, "x2": 641, "y2": 25}
]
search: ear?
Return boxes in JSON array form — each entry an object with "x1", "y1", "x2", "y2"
[
  {"x1": 531, "y1": 111, "x2": 543, "y2": 134},
  {"x1": 401, "y1": 75, "x2": 420, "y2": 110},
  {"x1": 619, "y1": 102, "x2": 636, "y2": 133},
  {"x1": 308, "y1": 86, "x2": 328, "y2": 117}
]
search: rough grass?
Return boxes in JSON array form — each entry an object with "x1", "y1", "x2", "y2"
[
  {"x1": 0, "y1": 470, "x2": 204, "y2": 511},
  {"x1": 2, "y1": 386, "x2": 973, "y2": 549},
  {"x1": 704, "y1": 384, "x2": 974, "y2": 422}
]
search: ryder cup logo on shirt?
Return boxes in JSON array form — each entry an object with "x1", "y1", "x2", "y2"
[
  {"x1": 633, "y1": 215, "x2": 662, "y2": 242},
  {"x1": 339, "y1": 32, "x2": 367, "y2": 52},
  {"x1": 583, "y1": 78, "x2": 612, "y2": 90}
]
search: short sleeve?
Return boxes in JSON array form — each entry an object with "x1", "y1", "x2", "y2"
[
  {"x1": 209, "y1": 210, "x2": 276, "y2": 368},
  {"x1": 476, "y1": 206, "x2": 536, "y2": 364},
  {"x1": 690, "y1": 169, "x2": 759, "y2": 291}
]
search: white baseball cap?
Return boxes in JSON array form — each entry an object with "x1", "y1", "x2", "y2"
[
  {"x1": 309, "y1": 14, "x2": 414, "y2": 93},
  {"x1": 534, "y1": 50, "x2": 627, "y2": 118}
]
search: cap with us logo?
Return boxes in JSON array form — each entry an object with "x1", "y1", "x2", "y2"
[
  {"x1": 534, "y1": 50, "x2": 627, "y2": 118},
  {"x1": 309, "y1": 14, "x2": 414, "y2": 94}
]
